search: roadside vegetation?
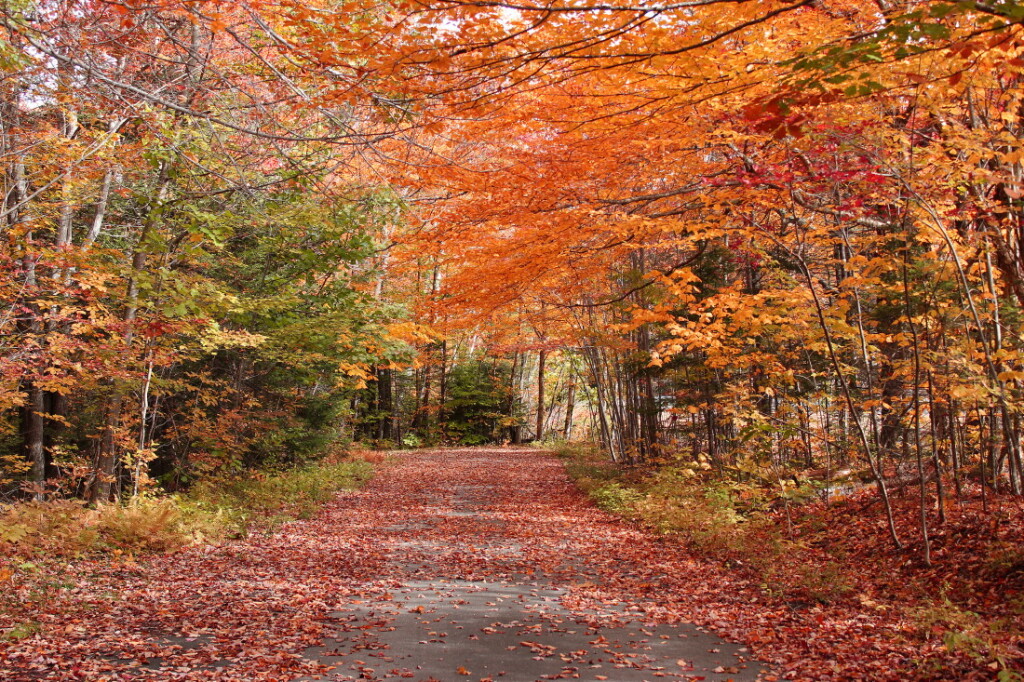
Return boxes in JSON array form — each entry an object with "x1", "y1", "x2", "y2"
[
  {"x1": 0, "y1": 449, "x2": 377, "y2": 644},
  {"x1": 555, "y1": 442, "x2": 1024, "y2": 680},
  {"x1": 3, "y1": 0, "x2": 1024, "y2": 677},
  {"x1": 1, "y1": 452, "x2": 376, "y2": 562}
]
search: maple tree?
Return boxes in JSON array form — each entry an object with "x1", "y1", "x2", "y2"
[
  {"x1": 378, "y1": 0, "x2": 1024, "y2": 510},
  {"x1": 1, "y1": 0, "x2": 1020, "y2": 550}
]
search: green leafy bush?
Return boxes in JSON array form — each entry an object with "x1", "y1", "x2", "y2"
[{"x1": 591, "y1": 482, "x2": 644, "y2": 515}]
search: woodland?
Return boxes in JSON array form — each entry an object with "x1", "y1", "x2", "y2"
[{"x1": 2, "y1": 0, "x2": 1024, "y2": 678}]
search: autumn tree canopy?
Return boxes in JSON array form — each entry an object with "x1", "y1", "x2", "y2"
[{"x1": 2, "y1": 0, "x2": 1024, "y2": 548}]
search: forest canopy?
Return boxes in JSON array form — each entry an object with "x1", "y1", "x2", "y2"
[{"x1": 1, "y1": 0, "x2": 1023, "y2": 532}]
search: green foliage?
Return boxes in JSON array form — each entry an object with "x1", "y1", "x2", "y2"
[
  {"x1": 631, "y1": 469, "x2": 764, "y2": 555},
  {"x1": 441, "y1": 360, "x2": 509, "y2": 444},
  {"x1": 558, "y1": 445, "x2": 857, "y2": 604},
  {"x1": 553, "y1": 442, "x2": 622, "y2": 492},
  {"x1": 2, "y1": 621, "x2": 41, "y2": 641},
  {"x1": 785, "y1": 1, "x2": 1004, "y2": 91},
  {"x1": 0, "y1": 110, "x2": 417, "y2": 490},
  {"x1": 590, "y1": 482, "x2": 644, "y2": 515}
]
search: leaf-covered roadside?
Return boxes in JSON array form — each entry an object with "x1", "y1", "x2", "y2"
[
  {"x1": 5, "y1": 446, "x2": 756, "y2": 682},
  {"x1": 0, "y1": 454, "x2": 375, "y2": 651},
  {"x1": 558, "y1": 444, "x2": 1024, "y2": 679}
]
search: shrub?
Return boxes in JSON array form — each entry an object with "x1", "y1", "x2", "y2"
[
  {"x1": 92, "y1": 500, "x2": 191, "y2": 553},
  {"x1": 0, "y1": 459, "x2": 374, "y2": 559},
  {"x1": 591, "y1": 482, "x2": 644, "y2": 515},
  {"x1": 0, "y1": 498, "x2": 195, "y2": 557},
  {"x1": 559, "y1": 448, "x2": 787, "y2": 584},
  {"x1": 187, "y1": 460, "x2": 373, "y2": 526}
]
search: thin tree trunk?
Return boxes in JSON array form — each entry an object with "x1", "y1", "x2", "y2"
[
  {"x1": 563, "y1": 380, "x2": 576, "y2": 439},
  {"x1": 12, "y1": 155, "x2": 47, "y2": 499},
  {"x1": 536, "y1": 348, "x2": 546, "y2": 441},
  {"x1": 90, "y1": 172, "x2": 170, "y2": 503},
  {"x1": 796, "y1": 255, "x2": 902, "y2": 549},
  {"x1": 132, "y1": 348, "x2": 155, "y2": 498},
  {"x1": 508, "y1": 352, "x2": 520, "y2": 443},
  {"x1": 84, "y1": 166, "x2": 115, "y2": 247},
  {"x1": 903, "y1": 246, "x2": 931, "y2": 565},
  {"x1": 926, "y1": 372, "x2": 946, "y2": 523}
]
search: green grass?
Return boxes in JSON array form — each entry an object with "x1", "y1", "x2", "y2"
[
  {"x1": 185, "y1": 460, "x2": 374, "y2": 533},
  {"x1": 2, "y1": 621, "x2": 41, "y2": 641}
]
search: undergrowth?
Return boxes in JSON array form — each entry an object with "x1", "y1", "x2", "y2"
[
  {"x1": 186, "y1": 459, "x2": 374, "y2": 532},
  {"x1": 0, "y1": 452, "x2": 377, "y2": 644},
  {"x1": 556, "y1": 443, "x2": 792, "y2": 581},
  {"x1": 554, "y1": 442, "x2": 1024, "y2": 679},
  {"x1": 0, "y1": 457, "x2": 375, "y2": 560}
]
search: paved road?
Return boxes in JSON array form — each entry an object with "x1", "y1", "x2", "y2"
[
  {"x1": 0, "y1": 448, "x2": 766, "y2": 681},
  {"x1": 300, "y1": 448, "x2": 763, "y2": 681}
]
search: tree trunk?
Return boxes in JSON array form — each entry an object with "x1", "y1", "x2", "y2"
[
  {"x1": 23, "y1": 387, "x2": 45, "y2": 500},
  {"x1": 90, "y1": 173, "x2": 169, "y2": 503},
  {"x1": 536, "y1": 349, "x2": 546, "y2": 441},
  {"x1": 376, "y1": 366, "x2": 394, "y2": 442},
  {"x1": 563, "y1": 381, "x2": 576, "y2": 439}
]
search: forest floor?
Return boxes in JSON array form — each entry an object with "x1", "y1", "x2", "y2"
[{"x1": 0, "y1": 447, "x2": 1014, "y2": 681}]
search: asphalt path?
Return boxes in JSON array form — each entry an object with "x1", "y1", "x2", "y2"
[
  {"x1": 0, "y1": 447, "x2": 767, "y2": 682},
  {"x1": 299, "y1": 448, "x2": 764, "y2": 682}
]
